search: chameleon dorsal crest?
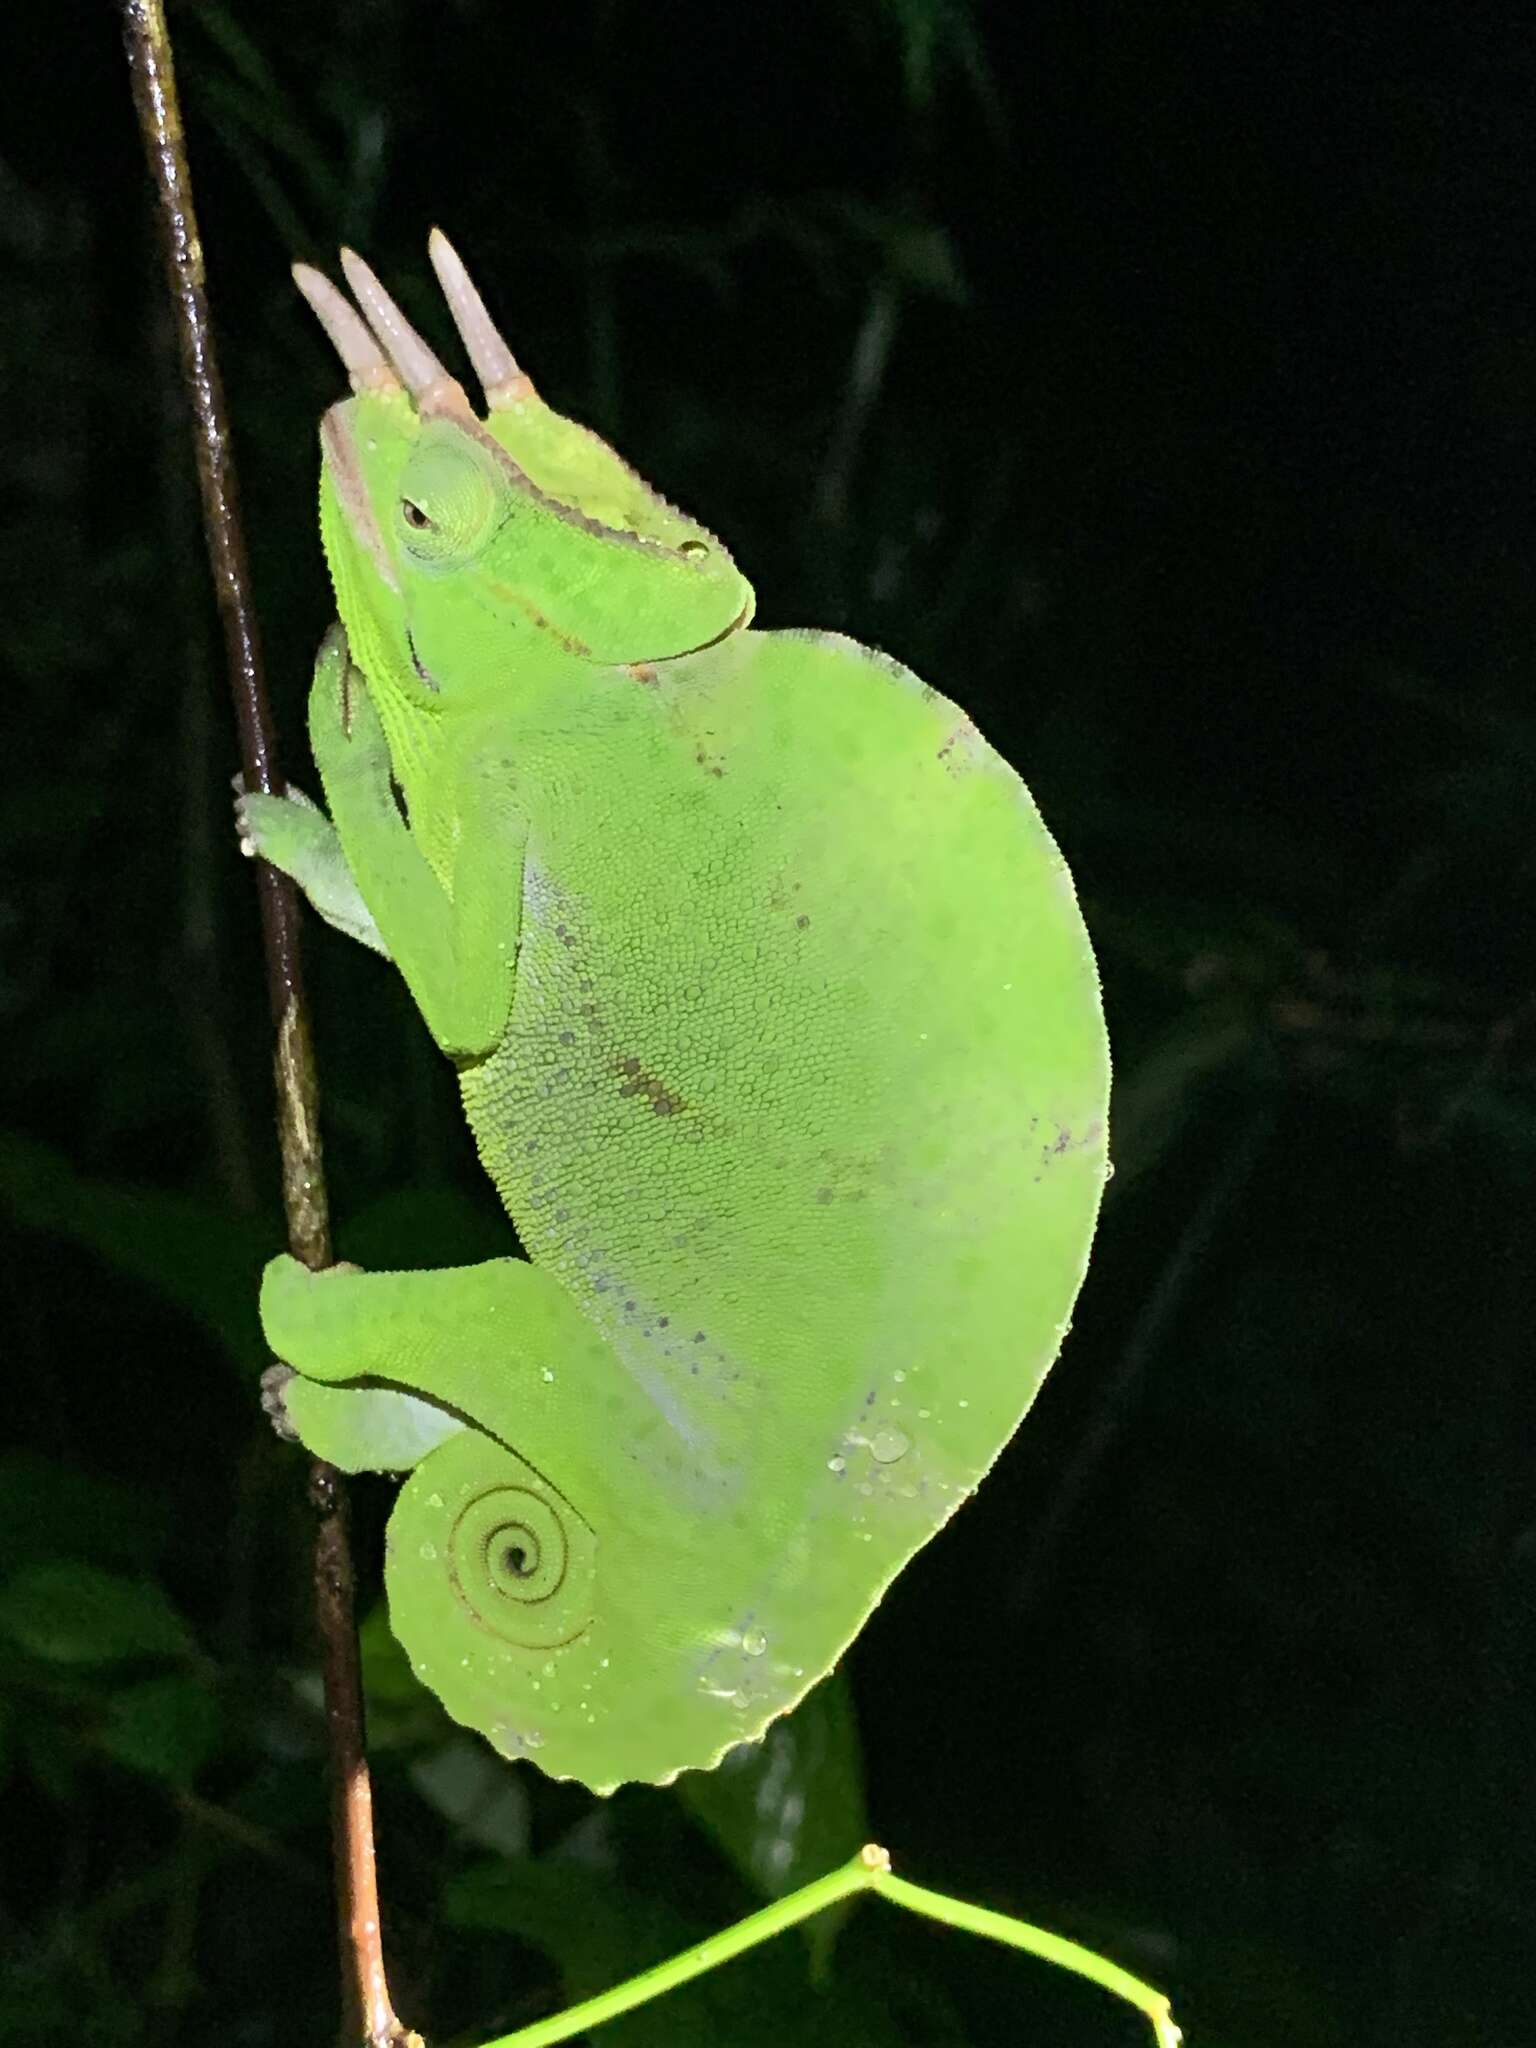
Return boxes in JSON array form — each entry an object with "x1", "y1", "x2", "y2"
[{"x1": 249, "y1": 234, "x2": 1111, "y2": 1793}]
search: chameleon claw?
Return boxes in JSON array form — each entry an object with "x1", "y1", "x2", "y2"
[
  {"x1": 427, "y1": 228, "x2": 535, "y2": 411},
  {"x1": 337, "y1": 248, "x2": 474, "y2": 421},
  {"x1": 259, "y1": 1362, "x2": 300, "y2": 1442}
]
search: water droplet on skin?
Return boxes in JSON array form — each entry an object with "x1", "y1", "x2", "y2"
[
  {"x1": 524, "y1": 1730, "x2": 544, "y2": 1749},
  {"x1": 426, "y1": 1493, "x2": 444, "y2": 1510},
  {"x1": 542, "y1": 1661, "x2": 556, "y2": 1676},
  {"x1": 918, "y1": 1408, "x2": 931, "y2": 1420},
  {"x1": 958, "y1": 1399, "x2": 969, "y2": 1409},
  {"x1": 893, "y1": 1370, "x2": 906, "y2": 1384},
  {"x1": 827, "y1": 1455, "x2": 846, "y2": 1474},
  {"x1": 869, "y1": 1426, "x2": 911, "y2": 1463},
  {"x1": 742, "y1": 1628, "x2": 768, "y2": 1658},
  {"x1": 599, "y1": 1657, "x2": 610, "y2": 1669},
  {"x1": 418, "y1": 1542, "x2": 438, "y2": 1561},
  {"x1": 541, "y1": 1367, "x2": 555, "y2": 1383}
]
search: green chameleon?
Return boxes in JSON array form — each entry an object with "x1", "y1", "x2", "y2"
[{"x1": 240, "y1": 233, "x2": 1110, "y2": 1796}]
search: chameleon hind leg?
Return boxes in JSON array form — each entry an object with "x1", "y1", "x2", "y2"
[{"x1": 260, "y1": 1254, "x2": 625, "y2": 1499}]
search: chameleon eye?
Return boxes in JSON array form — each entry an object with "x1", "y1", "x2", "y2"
[{"x1": 396, "y1": 424, "x2": 505, "y2": 567}]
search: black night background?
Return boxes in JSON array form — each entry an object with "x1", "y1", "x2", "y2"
[{"x1": 2, "y1": 3, "x2": 1532, "y2": 2044}]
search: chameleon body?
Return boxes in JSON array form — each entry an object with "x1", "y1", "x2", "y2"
[{"x1": 242, "y1": 236, "x2": 1109, "y2": 1793}]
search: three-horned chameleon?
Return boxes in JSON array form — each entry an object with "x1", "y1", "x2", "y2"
[{"x1": 240, "y1": 233, "x2": 1110, "y2": 1794}]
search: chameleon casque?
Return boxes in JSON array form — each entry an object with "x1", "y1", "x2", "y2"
[{"x1": 241, "y1": 234, "x2": 1110, "y2": 1795}]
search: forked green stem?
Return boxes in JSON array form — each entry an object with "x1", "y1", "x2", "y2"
[{"x1": 481, "y1": 1844, "x2": 1182, "y2": 2048}]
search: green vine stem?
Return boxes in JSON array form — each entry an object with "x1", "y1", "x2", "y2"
[{"x1": 483, "y1": 1844, "x2": 1183, "y2": 2048}]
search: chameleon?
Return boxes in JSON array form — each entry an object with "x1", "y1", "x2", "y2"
[{"x1": 240, "y1": 232, "x2": 1110, "y2": 1795}]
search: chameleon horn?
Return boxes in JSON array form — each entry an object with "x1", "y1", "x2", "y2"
[
  {"x1": 384, "y1": 1429, "x2": 599, "y2": 1761},
  {"x1": 292, "y1": 264, "x2": 399, "y2": 393},
  {"x1": 427, "y1": 228, "x2": 534, "y2": 411},
  {"x1": 337, "y1": 248, "x2": 473, "y2": 419}
]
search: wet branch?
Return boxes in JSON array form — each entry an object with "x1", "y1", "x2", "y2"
[{"x1": 118, "y1": 4, "x2": 407, "y2": 2040}]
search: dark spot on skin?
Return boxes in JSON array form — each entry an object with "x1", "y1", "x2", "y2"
[
  {"x1": 486, "y1": 580, "x2": 594, "y2": 658},
  {"x1": 815, "y1": 1187, "x2": 834, "y2": 1204},
  {"x1": 1037, "y1": 1120, "x2": 1106, "y2": 1171},
  {"x1": 623, "y1": 1300, "x2": 636, "y2": 1313},
  {"x1": 614, "y1": 1053, "x2": 685, "y2": 1117},
  {"x1": 936, "y1": 720, "x2": 981, "y2": 773},
  {"x1": 693, "y1": 1332, "x2": 706, "y2": 1344},
  {"x1": 658, "y1": 1317, "x2": 669, "y2": 1329},
  {"x1": 405, "y1": 628, "x2": 440, "y2": 692},
  {"x1": 796, "y1": 914, "x2": 810, "y2": 929},
  {"x1": 625, "y1": 662, "x2": 659, "y2": 685}
]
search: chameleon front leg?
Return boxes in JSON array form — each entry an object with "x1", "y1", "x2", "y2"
[
  {"x1": 306, "y1": 625, "x2": 526, "y2": 1061},
  {"x1": 234, "y1": 777, "x2": 390, "y2": 956}
]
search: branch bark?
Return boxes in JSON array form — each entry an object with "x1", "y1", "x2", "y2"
[{"x1": 118, "y1": 6, "x2": 408, "y2": 2041}]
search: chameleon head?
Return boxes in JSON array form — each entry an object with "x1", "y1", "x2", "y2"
[{"x1": 293, "y1": 234, "x2": 755, "y2": 700}]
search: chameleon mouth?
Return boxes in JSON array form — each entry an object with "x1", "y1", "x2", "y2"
[{"x1": 672, "y1": 595, "x2": 754, "y2": 659}]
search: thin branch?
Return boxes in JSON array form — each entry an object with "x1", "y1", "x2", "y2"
[{"x1": 118, "y1": 6, "x2": 408, "y2": 2042}]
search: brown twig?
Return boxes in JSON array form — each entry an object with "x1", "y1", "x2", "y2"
[{"x1": 119, "y1": 6, "x2": 407, "y2": 2042}]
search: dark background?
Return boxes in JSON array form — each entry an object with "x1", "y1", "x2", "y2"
[{"x1": 3, "y1": 2, "x2": 1533, "y2": 2043}]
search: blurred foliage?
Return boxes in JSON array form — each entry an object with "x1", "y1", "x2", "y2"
[{"x1": 2, "y1": 0, "x2": 1533, "y2": 2044}]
